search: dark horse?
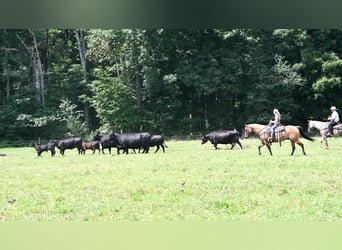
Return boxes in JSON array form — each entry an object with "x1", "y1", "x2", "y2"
[{"x1": 244, "y1": 123, "x2": 314, "y2": 156}]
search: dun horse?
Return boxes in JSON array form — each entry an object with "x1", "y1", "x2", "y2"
[
  {"x1": 307, "y1": 120, "x2": 342, "y2": 149},
  {"x1": 244, "y1": 123, "x2": 314, "y2": 156}
]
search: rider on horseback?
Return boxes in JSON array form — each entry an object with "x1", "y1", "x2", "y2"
[
  {"x1": 326, "y1": 106, "x2": 339, "y2": 137},
  {"x1": 268, "y1": 108, "x2": 281, "y2": 143}
]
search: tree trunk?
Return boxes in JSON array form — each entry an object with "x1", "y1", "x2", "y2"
[
  {"x1": 0, "y1": 44, "x2": 16, "y2": 101},
  {"x1": 75, "y1": 29, "x2": 90, "y2": 132},
  {"x1": 29, "y1": 29, "x2": 45, "y2": 107},
  {"x1": 5, "y1": 68, "x2": 10, "y2": 99},
  {"x1": 75, "y1": 30, "x2": 87, "y2": 80},
  {"x1": 135, "y1": 65, "x2": 143, "y2": 111},
  {"x1": 4, "y1": 54, "x2": 10, "y2": 99}
]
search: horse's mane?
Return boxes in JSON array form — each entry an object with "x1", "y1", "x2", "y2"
[{"x1": 246, "y1": 123, "x2": 267, "y2": 128}]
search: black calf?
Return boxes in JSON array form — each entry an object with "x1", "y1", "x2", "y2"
[{"x1": 30, "y1": 142, "x2": 56, "y2": 157}]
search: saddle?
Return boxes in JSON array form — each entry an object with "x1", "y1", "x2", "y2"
[
  {"x1": 265, "y1": 125, "x2": 285, "y2": 144},
  {"x1": 333, "y1": 123, "x2": 342, "y2": 133}
]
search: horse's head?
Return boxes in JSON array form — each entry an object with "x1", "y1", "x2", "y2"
[
  {"x1": 244, "y1": 123, "x2": 266, "y2": 138},
  {"x1": 244, "y1": 125, "x2": 252, "y2": 138}
]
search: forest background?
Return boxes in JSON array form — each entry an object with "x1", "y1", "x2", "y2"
[{"x1": 1, "y1": 29, "x2": 342, "y2": 141}]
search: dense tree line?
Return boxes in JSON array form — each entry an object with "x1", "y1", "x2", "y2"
[{"x1": 1, "y1": 29, "x2": 342, "y2": 141}]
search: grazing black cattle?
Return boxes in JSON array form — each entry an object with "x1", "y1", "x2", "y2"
[
  {"x1": 113, "y1": 132, "x2": 151, "y2": 154},
  {"x1": 81, "y1": 140, "x2": 100, "y2": 154},
  {"x1": 201, "y1": 130, "x2": 243, "y2": 150},
  {"x1": 30, "y1": 142, "x2": 56, "y2": 157},
  {"x1": 51, "y1": 137, "x2": 83, "y2": 156},
  {"x1": 93, "y1": 133, "x2": 117, "y2": 154},
  {"x1": 150, "y1": 135, "x2": 168, "y2": 153}
]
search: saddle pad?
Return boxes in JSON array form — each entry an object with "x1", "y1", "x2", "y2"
[{"x1": 333, "y1": 123, "x2": 342, "y2": 130}]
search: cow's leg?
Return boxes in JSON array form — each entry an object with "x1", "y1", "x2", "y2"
[
  {"x1": 236, "y1": 140, "x2": 243, "y2": 149},
  {"x1": 161, "y1": 144, "x2": 165, "y2": 153},
  {"x1": 155, "y1": 145, "x2": 160, "y2": 153}
]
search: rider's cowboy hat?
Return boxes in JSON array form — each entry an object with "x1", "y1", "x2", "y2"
[{"x1": 330, "y1": 106, "x2": 338, "y2": 110}]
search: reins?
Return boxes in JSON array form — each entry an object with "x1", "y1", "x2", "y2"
[{"x1": 257, "y1": 126, "x2": 268, "y2": 136}]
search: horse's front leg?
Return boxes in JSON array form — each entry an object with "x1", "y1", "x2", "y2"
[
  {"x1": 258, "y1": 141, "x2": 272, "y2": 156},
  {"x1": 265, "y1": 142, "x2": 273, "y2": 156},
  {"x1": 322, "y1": 135, "x2": 328, "y2": 149},
  {"x1": 258, "y1": 144, "x2": 262, "y2": 155}
]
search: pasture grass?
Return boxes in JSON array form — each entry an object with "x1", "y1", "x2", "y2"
[{"x1": 0, "y1": 137, "x2": 342, "y2": 221}]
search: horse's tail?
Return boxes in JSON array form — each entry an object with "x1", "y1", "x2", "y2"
[{"x1": 297, "y1": 126, "x2": 315, "y2": 141}]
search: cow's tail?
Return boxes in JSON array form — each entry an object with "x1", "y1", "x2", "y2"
[
  {"x1": 297, "y1": 126, "x2": 315, "y2": 141},
  {"x1": 163, "y1": 142, "x2": 168, "y2": 148}
]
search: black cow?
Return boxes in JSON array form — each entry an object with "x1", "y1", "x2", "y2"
[
  {"x1": 30, "y1": 142, "x2": 56, "y2": 157},
  {"x1": 93, "y1": 133, "x2": 117, "y2": 154},
  {"x1": 113, "y1": 132, "x2": 151, "y2": 154},
  {"x1": 150, "y1": 135, "x2": 168, "y2": 153},
  {"x1": 201, "y1": 130, "x2": 243, "y2": 150},
  {"x1": 81, "y1": 140, "x2": 100, "y2": 154},
  {"x1": 51, "y1": 137, "x2": 83, "y2": 156}
]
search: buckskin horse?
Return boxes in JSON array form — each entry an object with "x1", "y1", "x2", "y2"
[
  {"x1": 307, "y1": 120, "x2": 342, "y2": 149},
  {"x1": 244, "y1": 123, "x2": 314, "y2": 156}
]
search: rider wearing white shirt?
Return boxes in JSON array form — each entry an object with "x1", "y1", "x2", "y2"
[
  {"x1": 269, "y1": 108, "x2": 281, "y2": 142},
  {"x1": 327, "y1": 106, "x2": 339, "y2": 137}
]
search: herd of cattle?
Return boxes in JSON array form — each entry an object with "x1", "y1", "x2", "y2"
[
  {"x1": 30, "y1": 130, "x2": 242, "y2": 157},
  {"x1": 30, "y1": 132, "x2": 168, "y2": 157}
]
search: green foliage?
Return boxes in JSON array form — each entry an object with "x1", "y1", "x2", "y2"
[
  {"x1": 313, "y1": 52, "x2": 342, "y2": 98},
  {"x1": 2, "y1": 29, "x2": 342, "y2": 140},
  {"x1": 273, "y1": 54, "x2": 305, "y2": 89},
  {"x1": 58, "y1": 99, "x2": 87, "y2": 137},
  {"x1": 89, "y1": 76, "x2": 138, "y2": 132}
]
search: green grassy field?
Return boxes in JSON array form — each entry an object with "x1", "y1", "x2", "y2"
[{"x1": 1, "y1": 137, "x2": 342, "y2": 221}]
